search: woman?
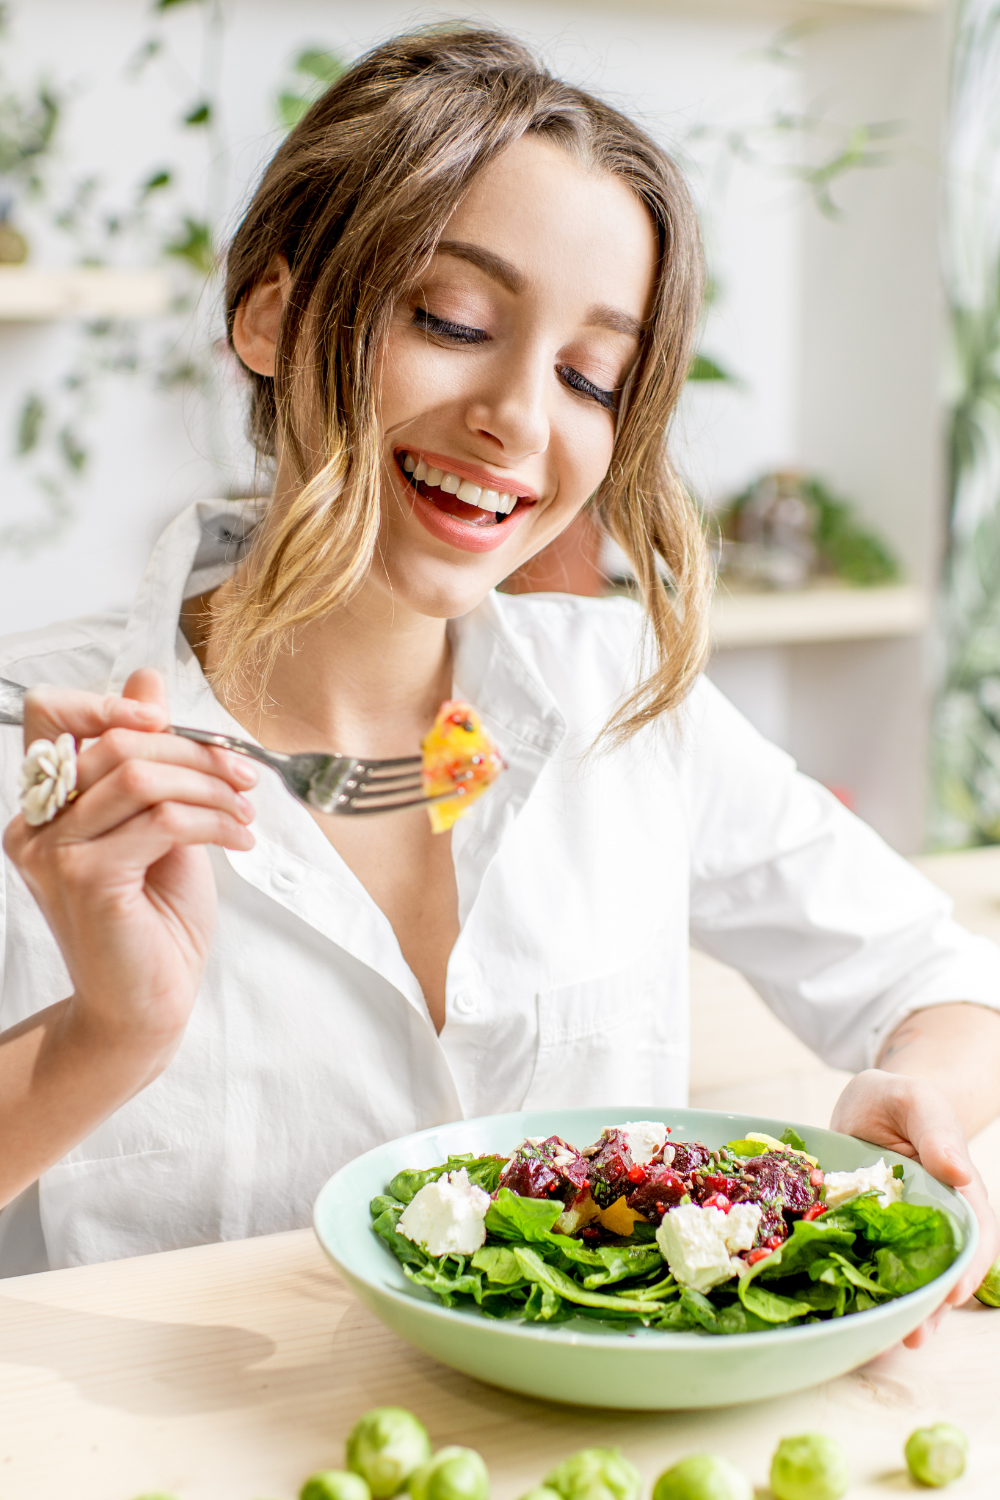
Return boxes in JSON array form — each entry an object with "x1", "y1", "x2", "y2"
[{"x1": 0, "y1": 30, "x2": 997, "y2": 1340}]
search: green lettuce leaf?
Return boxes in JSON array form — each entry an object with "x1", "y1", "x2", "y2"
[
  {"x1": 726, "y1": 1139, "x2": 769, "y2": 1157},
  {"x1": 680, "y1": 1287, "x2": 750, "y2": 1334},
  {"x1": 780, "y1": 1126, "x2": 808, "y2": 1152},
  {"x1": 756, "y1": 1216, "x2": 857, "y2": 1280},
  {"x1": 371, "y1": 1204, "x2": 428, "y2": 1269},
  {"x1": 523, "y1": 1282, "x2": 567, "y2": 1321},
  {"x1": 403, "y1": 1256, "x2": 484, "y2": 1306},
  {"x1": 387, "y1": 1153, "x2": 505, "y2": 1204},
  {"x1": 549, "y1": 1239, "x2": 664, "y2": 1288}
]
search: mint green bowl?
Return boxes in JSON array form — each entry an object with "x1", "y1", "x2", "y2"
[{"x1": 313, "y1": 1106, "x2": 976, "y2": 1410}]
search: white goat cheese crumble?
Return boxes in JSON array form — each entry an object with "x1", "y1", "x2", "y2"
[
  {"x1": 621, "y1": 1120, "x2": 669, "y2": 1166},
  {"x1": 822, "y1": 1157, "x2": 902, "y2": 1211},
  {"x1": 397, "y1": 1169, "x2": 490, "y2": 1257},
  {"x1": 655, "y1": 1200, "x2": 763, "y2": 1293}
]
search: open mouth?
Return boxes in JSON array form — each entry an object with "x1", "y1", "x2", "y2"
[{"x1": 395, "y1": 450, "x2": 533, "y2": 529}]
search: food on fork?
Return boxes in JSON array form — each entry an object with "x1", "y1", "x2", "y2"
[{"x1": 421, "y1": 700, "x2": 505, "y2": 833}]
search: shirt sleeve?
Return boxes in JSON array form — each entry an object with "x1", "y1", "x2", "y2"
[{"x1": 677, "y1": 677, "x2": 1000, "y2": 1071}]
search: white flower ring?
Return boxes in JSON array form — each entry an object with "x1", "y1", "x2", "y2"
[{"x1": 19, "y1": 734, "x2": 79, "y2": 826}]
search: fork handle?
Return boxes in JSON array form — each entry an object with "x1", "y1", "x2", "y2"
[{"x1": 0, "y1": 679, "x2": 284, "y2": 773}]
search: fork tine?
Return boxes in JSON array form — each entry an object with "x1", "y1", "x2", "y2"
[
  {"x1": 337, "y1": 790, "x2": 458, "y2": 815},
  {"x1": 358, "y1": 755, "x2": 423, "y2": 772}
]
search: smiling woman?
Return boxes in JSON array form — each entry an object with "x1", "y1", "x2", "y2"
[{"x1": 0, "y1": 28, "x2": 999, "y2": 1323}]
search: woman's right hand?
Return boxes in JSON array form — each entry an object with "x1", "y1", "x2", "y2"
[{"x1": 2, "y1": 667, "x2": 257, "y2": 1065}]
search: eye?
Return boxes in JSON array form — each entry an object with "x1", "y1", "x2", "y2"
[
  {"x1": 558, "y1": 364, "x2": 618, "y2": 413},
  {"x1": 413, "y1": 305, "x2": 489, "y2": 345}
]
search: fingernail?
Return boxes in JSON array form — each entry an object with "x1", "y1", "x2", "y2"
[
  {"x1": 230, "y1": 757, "x2": 257, "y2": 786},
  {"x1": 235, "y1": 794, "x2": 255, "y2": 822}
]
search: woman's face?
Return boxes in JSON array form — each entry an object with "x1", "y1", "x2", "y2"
[{"x1": 375, "y1": 134, "x2": 659, "y2": 618}]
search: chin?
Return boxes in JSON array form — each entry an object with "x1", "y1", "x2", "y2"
[{"x1": 379, "y1": 552, "x2": 507, "y2": 620}]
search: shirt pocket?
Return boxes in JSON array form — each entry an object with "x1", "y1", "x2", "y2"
[{"x1": 520, "y1": 959, "x2": 686, "y2": 1111}]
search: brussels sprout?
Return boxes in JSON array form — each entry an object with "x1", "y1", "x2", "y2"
[
  {"x1": 904, "y1": 1424, "x2": 968, "y2": 1488},
  {"x1": 301, "y1": 1472, "x2": 372, "y2": 1500},
  {"x1": 409, "y1": 1446, "x2": 490, "y2": 1500},
  {"x1": 974, "y1": 1254, "x2": 1000, "y2": 1307},
  {"x1": 518, "y1": 1488, "x2": 563, "y2": 1500},
  {"x1": 545, "y1": 1447, "x2": 641, "y2": 1500},
  {"x1": 770, "y1": 1435, "x2": 848, "y2": 1500},
  {"x1": 652, "y1": 1454, "x2": 752, "y2": 1500},
  {"x1": 345, "y1": 1407, "x2": 432, "y2": 1498}
]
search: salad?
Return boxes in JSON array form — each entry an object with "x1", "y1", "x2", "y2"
[
  {"x1": 420, "y1": 700, "x2": 504, "y2": 833},
  {"x1": 369, "y1": 1122, "x2": 961, "y2": 1334}
]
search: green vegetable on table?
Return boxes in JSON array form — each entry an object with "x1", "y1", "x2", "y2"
[
  {"x1": 652, "y1": 1453, "x2": 752, "y2": 1500},
  {"x1": 544, "y1": 1447, "x2": 641, "y2": 1500},
  {"x1": 345, "y1": 1406, "x2": 432, "y2": 1498},
  {"x1": 409, "y1": 1445, "x2": 490, "y2": 1500},
  {"x1": 769, "y1": 1434, "x2": 849, "y2": 1500},
  {"x1": 973, "y1": 1253, "x2": 1000, "y2": 1306},
  {"x1": 904, "y1": 1424, "x2": 968, "y2": 1488},
  {"x1": 518, "y1": 1488, "x2": 563, "y2": 1500},
  {"x1": 301, "y1": 1472, "x2": 372, "y2": 1500}
]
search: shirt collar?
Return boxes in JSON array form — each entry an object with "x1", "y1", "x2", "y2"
[{"x1": 108, "y1": 499, "x2": 568, "y2": 1001}]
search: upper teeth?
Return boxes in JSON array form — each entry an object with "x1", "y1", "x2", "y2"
[{"x1": 402, "y1": 453, "x2": 518, "y2": 514}]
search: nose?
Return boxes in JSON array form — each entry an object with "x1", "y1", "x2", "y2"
[{"x1": 463, "y1": 336, "x2": 550, "y2": 462}]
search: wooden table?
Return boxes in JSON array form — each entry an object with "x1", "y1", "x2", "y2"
[{"x1": 1, "y1": 850, "x2": 999, "y2": 1500}]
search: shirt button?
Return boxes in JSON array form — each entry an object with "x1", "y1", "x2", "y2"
[{"x1": 453, "y1": 991, "x2": 477, "y2": 1016}]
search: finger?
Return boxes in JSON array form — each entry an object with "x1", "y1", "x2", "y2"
[
  {"x1": 48, "y1": 761, "x2": 255, "y2": 843},
  {"x1": 72, "y1": 800, "x2": 256, "y2": 872},
  {"x1": 75, "y1": 727, "x2": 258, "y2": 795},
  {"x1": 946, "y1": 1174, "x2": 1000, "y2": 1306},
  {"x1": 898, "y1": 1080, "x2": 973, "y2": 1187},
  {"x1": 903, "y1": 1303, "x2": 950, "y2": 1349},
  {"x1": 23, "y1": 684, "x2": 168, "y2": 748},
  {"x1": 122, "y1": 667, "x2": 168, "y2": 712}
]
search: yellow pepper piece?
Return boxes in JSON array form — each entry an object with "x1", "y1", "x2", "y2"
[{"x1": 421, "y1": 700, "x2": 504, "y2": 833}]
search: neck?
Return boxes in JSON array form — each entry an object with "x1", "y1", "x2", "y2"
[{"x1": 201, "y1": 571, "x2": 453, "y2": 759}]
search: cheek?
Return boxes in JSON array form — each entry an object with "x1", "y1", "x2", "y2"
[{"x1": 553, "y1": 411, "x2": 615, "y2": 511}]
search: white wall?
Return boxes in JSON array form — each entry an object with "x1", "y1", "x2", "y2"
[{"x1": 0, "y1": 0, "x2": 805, "y2": 633}]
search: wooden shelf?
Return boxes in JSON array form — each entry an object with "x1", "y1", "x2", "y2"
[
  {"x1": 711, "y1": 582, "x2": 929, "y2": 649},
  {"x1": 0, "y1": 267, "x2": 171, "y2": 321}
]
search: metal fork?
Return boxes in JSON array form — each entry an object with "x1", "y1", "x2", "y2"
[{"x1": 0, "y1": 676, "x2": 445, "y2": 816}]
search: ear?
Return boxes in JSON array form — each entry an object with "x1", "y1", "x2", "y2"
[{"x1": 232, "y1": 253, "x2": 291, "y2": 377}]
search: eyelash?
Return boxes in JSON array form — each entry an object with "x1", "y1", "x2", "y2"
[{"x1": 413, "y1": 306, "x2": 619, "y2": 413}]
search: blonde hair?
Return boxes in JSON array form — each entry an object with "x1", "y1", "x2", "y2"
[{"x1": 216, "y1": 26, "x2": 711, "y2": 740}]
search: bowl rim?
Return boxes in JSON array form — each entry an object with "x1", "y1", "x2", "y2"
[{"x1": 314, "y1": 1105, "x2": 979, "y2": 1352}]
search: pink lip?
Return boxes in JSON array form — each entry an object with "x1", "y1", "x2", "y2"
[
  {"x1": 408, "y1": 488, "x2": 532, "y2": 553},
  {"x1": 394, "y1": 447, "x2": 539, "y2": 502}
]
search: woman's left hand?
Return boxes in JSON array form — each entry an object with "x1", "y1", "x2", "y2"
[{"x1": 830, "y1": 1067, "x2": 999, "y2": 1348}]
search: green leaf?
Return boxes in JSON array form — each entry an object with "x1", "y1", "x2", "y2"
[
  {"x1": 471, "y1": 1246, "x2": 526, "y2": 1286},
  {"x1": 523, "y1": 1281, "x2": 566, "y2": 1322},
  {"x1": 780, "y1": 1127, "x2": 808, "y2": 1153},
  {"x1": 484, "y1": 1188, "x2": 563, "y2": 1242},
  {"x1": 512, "y1": 1246, "x2": 668, "y2": 1314},
  {"x1": 57, "y1": 426, "x2": 86, "y2": 473},
  {"x1": 371, "y1": 1205, "x2": 427, "y2": 1270},
  {"x1": 404, "y1": 1256, "x2": 484, "y2": 1307},
  {"x1": 154, "y1": 0, "x2": 199, "y2": 10},
  {"x1": 294, "y1": 47, "x2": 346, "y2": 85},
  {"x1": 726, "y1": 1139, "x2": 769, "y2": 1157},
  {"x1": 140, "y1": 169, "x2": 172, "y2": 200},
  {"x1": 738, "y1": 1278, "x2": 811, "y2": 1323},
  {"x1": 277, "y1": 92, "x2": 312, "y2": 130},
  {"x1": 758, "y1": 1217, "x2": 857, "y2": 1280},
  {"x1": 15, "y1": 393, "x2": 44, "y2": 456},
  {"x1": 875, "y1": 1243, "x2": 958, "y2": 1296},
  {"x1": 680, "y1": 1287, "x2": 749, "y2": 1334},
  {"x1": 163, "y1": 217, "x2": 215, "y2": 276},
  {"x1": 183, "y1": 100, "x2": 212, "y2": 127},
  {"x1": 688, "y1": 352, "x2": 737, "y2": 383}
]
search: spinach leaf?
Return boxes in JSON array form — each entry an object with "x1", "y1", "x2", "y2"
[
  {"x1": 485, "y1": 1188, "x2": 563, "y2": 1242},
  {"x1": 726, "y1": 1139, "x2": 769, "y2": 1157},
  {"x1": 780, "y1": 1126, "x2": 808, "y2": 1152},
  {"x1": 680, "y1": 1288, "x2": 749, "y2": 1334},
  {"x1": 512, "y1": 1247, "x2": 670, "y2": 1314},
  {"x1": 371, "y1": 1203, "x2": 428, "y2": 1269},
  {"x1": 523, "y1": 1282, "x2": 567, "y2": 1322},
  {"x1": 471, "y1": 1245, "x2": 527, "y2": 1286},
  {"x1": 386, "y1": 1153, "x2": 504, "y2": 1204},
  {"x1": 875, "y1": 1242, "x2": 958, "y2": 1295},
  {"x1": 404, "y1": 1257, "x2": 484, "y2": 1306},
  {"x1": 738, "y1": 1278, "x2": 811, "y2": 1323},
  {"x1": 550, "y1": 1240, "x2": 664, "y2": 1289},
  {"x1": 757, "y1": 1216, "x2": 857, "y2": 1280}
]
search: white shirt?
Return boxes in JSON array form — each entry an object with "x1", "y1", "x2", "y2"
[{"x1": 1, "y1": 499, "x2": 998, "y2": 1274}]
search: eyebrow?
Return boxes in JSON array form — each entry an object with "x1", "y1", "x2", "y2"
[{"x1": 436, "y1": 239, "x2": 645, "y2": 342}]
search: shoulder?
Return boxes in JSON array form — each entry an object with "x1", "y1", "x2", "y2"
[{"x1": 0, "y1": 612, "x2": 126, "y2": 693}]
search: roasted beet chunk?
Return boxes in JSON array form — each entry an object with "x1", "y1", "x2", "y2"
[
  {"x1": 625, "y1": 1164, "x2": 687, "y2": 1223},
  {"x1": 691, "y1": 1173, "x2": 746, "y2": 1206},
  {"x1": 670, "y1": 1141, "x2": 711, "y2": 1178},
  {"x1": 497, "y1": 1136, "x2": 590, "y2": 1204},
  {"x1": 583, "y1": 1127, "x2": 635, "y2": 1208},
  {"x1": 741, "y1": 1152, "x2": 816, "y2": 1216}
]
